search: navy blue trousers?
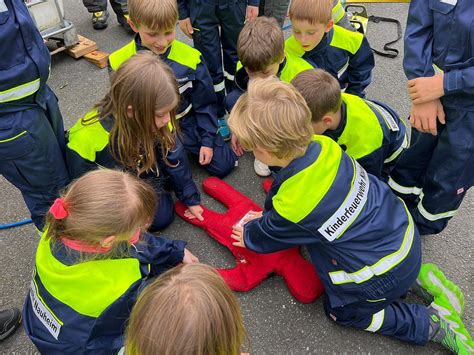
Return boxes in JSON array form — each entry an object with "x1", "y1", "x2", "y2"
[
  {"x1": 189, "y1": 0, "x2": 246, "y2": 118},
  {"x1": 179, "y1": 114, "x2": 237, "y2": 178},
  {"x1": 0, "y1": 88, "x2": 70, "y2": 230},
  {"x1": 389, "y1": 108, "x2": 474, "y2": 235},
  {"x1": 82, "y1": 0, "x2": 127, "y2": 15}
]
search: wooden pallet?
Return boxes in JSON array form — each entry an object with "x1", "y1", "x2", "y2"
[{"x1": 64, "y1": 35, "x2": 109, "y2": 69}]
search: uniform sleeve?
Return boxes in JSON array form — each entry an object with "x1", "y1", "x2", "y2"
[
  {"x1": 191, "y1": 60, "x2": 219, "y2": 148},
  {"x1": 248, "y1": 0, "x2": 259, "y2": 6},
  {"x1": 243, "y1": 209, "x2": 320, "y2": 254},
  {"x1": 137, "y1": 232, "x2": 187, "y2": 276},
  {"x1": 357, "y1": 152, "x2": 383, "y2": 179},
  {"x1": 345, "y1": 37, "x2": 375, "y2": 97},
  {"x1": 403, "y1": 0, "x2": 435, "y2": 80},
  {"x1": 444, "y1": 65, "x2": 474, "y2": 95},
  {"x1": 177, "y1": 0, "x2": 189, "y2": 20},
  {"x1": 65, "y1": 146, "x2": 98, "y2": 179},
  {"x1": 225, "y1": 88, "x2": 244, "y2": 113},
  {"x1": 158, "y1": 137, "x2": 201, "y2": 206}
]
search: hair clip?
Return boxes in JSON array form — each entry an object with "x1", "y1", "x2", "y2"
[{"x1": 49, "y1": 198, "x2": 69, "y2": 220}]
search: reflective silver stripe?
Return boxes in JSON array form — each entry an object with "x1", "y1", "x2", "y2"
[
  {"x1": 365, "y1": 100, "x2": 399, "y2": 132},
  {"x1": 440, "y1": 0, "x2": 457, "y2": 5},
  {"x1": 417, "y1": 192, "x2": 458, "y2": 221},
  {"x1": 365, "y1": 309, "x2": 385, "y2": 332},
  {"x1": 332, "y1": 0, "x2": 345, "y2": 22},
  {"x1": 0, "y1": 78, "x2": 40, "y2": 103},
  {"x1": 223, "y1": 71, "x2": 234, "y2": 81},
  {"x1": 178, "y1": 81, "x2": 193, "y2": 94},
  {"x1": 384, "y1": 134, "x2": 408, "y2": 163},
  {"x1": 318, "y1": 161, "x2": 369, "y2": 241},
  {"x1": 176, "y1": 103, "x2": 192, "y2": 119},
  {"x1": 388, "y1": 177, "x2": 421, "y2": 196},
  {"x1": 0, "y1": 0, "x2": 7, "y2": 12},
  {"x1": 117, "y1": 347, "x2": 125, "y2": 355},
  {"x1": 337, "y1": 58, "x2": 349, "y2": 78},
  {"x1": 329, "y1": 205, "x2": 415, "y2": 285},
  {"x1": 214, "y1": 81, "x2": 225, "y2": 92}
]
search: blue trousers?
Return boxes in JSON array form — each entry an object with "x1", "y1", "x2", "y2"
[
  {"x1": 179, "y1": 114, "x2": 237, "y2": 178},
  {"x1": 389, "y1": 108, "x2": 474, "y2": 235},
  {"x1": 0, "y1": 88, "x2": 70, "y2": 230},
  {"x1": 189, "y1": 0, "x2": 246, "y2": 118},
  {"x1": 82, "y1": 0, "x2": 128, "y2": 15}
]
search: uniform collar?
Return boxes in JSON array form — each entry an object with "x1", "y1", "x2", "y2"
[
  {"x1": 324, "y1": 101, "x2": 347, "y2": 142},
  {"x1": 134, "y1": 34, "x2": 172, "y2": 59}
]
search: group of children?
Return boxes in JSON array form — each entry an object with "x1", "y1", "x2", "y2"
[{"x1": 5, "y1": 0, "x2": 471, "y2": 353}]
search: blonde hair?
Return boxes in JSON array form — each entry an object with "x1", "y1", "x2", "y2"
[
  {"x1": 129, "y1": 0, "x2": 178, "y2": 32},
  {"x1": 84, "y1": 52, "x2": 179, "y2": 174},
  {"x1": 237, "y1": 16, "x2": 284, "y2": 72},
  {"x1": 228, "y1": 76, "x2": 313, "y2": 159},
  {"x1": 289, "y1": 0, "x2": 332, "y2": 25},
  {"x1": 46, "y1": 169, "x2": 156, "y2": 247},
  {"x1": 125, "y1": 263, "x2": 247, "y2": 355},
  {"x1": 291, "y1": 69, "x2": 341, "y2": 122}
]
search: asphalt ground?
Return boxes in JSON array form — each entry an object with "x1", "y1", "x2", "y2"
[{"x1": 1, "y1": 2, "x2": 473, "y2": 354}]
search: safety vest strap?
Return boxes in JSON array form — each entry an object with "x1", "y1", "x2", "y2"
[
  {"x1": 338, "y1": 93, "x2": 384, "y2": 159},
  {"x1": 109, "y1": 40, "x2": 137, "y2": 71},
  {"x1": 330, "y1": 25, "x2": 364, "y2": 55},
  {"x1": 332, "y1": 0, "x2": 346, "y2": 23},
  {"x1": 35, "y1": 230, "x2": 142, "y2": 318},
  {"x1": 273, "y1": 135, "x2": 342, "y2": 223},
  {"x1": 0, "y1": 78, "x2": 40, "y2": 103},
  {"x1": 328, "y1": 203, "x2": 415, "y2": 285}
]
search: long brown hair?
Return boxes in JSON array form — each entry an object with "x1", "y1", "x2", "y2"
[
  {"x1": 84, "y1": 52, "x2": 179, "y2": 174},
  {"x1": 125, "y1": 263, "x2": 247, "y2": 355},
  {"x1": 46, "y1": 169, "x2": 156, "y2": 247}
]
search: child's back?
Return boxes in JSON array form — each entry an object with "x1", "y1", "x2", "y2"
[{"x1": 23, "y1": 170, "x2": 194, "y2": 354}]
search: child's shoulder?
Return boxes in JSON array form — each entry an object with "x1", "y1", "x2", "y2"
[
  {"x1": 280, "y1": 52, "x2": 314, "y2": 82},
  {"x1": 168, "y1": 40, "x2": 203, "y2": 71},
  {"x1": 329, "y1": 25, "x2": 364, "y2": 55}
]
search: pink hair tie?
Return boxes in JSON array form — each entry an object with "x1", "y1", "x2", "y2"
[{"x1": 49, "y1": 198, "x2": 69, "y2": 220}]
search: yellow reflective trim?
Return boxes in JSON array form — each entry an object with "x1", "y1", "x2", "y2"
[
  {"x1": 329, "y1": 202, "x2": 415, "y2": 285},
  {"x1": 365, "y1": 309, "x2": 385, "y2": 332},
  {"x1": 330, "y1": 25, "x2": 364, "y2": 55},
  {"x1": 338, "y1": 94, "x2": 384, "y2": 159},
  {"x1": 236, "y1": 61, "x2": 244, "y2": 72},
  {"x1": 36, "y1": 230, "x2": 142, "y2": 318},
  {"x1": 273, "y1": 135, "x2": 341, "y2": 223},
  {"x1": 388, "y1": 177, "x2": 422, "y2": 196},
  {"x1": 109, "y1": 40, "x2": 137, "y2": 71},
  {"x1": 0, "y1": 130, "x2": 27, "y2": 143},
  {"x1": 279, "y1": 53, "x2": 314, "y2": 83},
  {"x1": 168, "y1": 40, "x2": 201, "y2": 70},
  {"x1": 0, "y1": 78, "x2": 40, "y2": 103},
  {"x1": 66, "y1": 108, "x2": 110, "y2": 162},
  {"x1": 332, "y1": 0, "x2": 346, "y2": 23},
  {"x1": 417, "y1": 192, "x2": 458, "y2": 221}
]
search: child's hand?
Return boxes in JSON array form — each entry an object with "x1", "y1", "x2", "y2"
[
  {"x1": 179, "y1": 18, "x2": 194, "y2": 38},
  {"x1": 245, "y1": 5, "x2": 259, "y2": 22},
  {"x1": 408, "y1": 74, "x2": 445, "y2": 104},
  {"x1": 199, "y1": 146, "x2": 214, "y2": 165},
  {"x1": 231, "y1": 225, "x2": 246, "y2": 248},
  {"x1": 184, "y1": 205, "x2": 204, "y2": 221},
  {"x1": 231, "y1": 134, "x2": 245, "y2": 156},
  {"x1": 242, "y1": 211, "x2": 262, "y2": 224},
  {"x1": 409, "y1": 100, "x2": 445, "y2": 136},
  {"x1": 182, "y1": 248, "x2": 199, "y2": 264}
]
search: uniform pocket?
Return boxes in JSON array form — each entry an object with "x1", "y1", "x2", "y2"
[{"x1": 0, "y1": 130, "x2": 35, "y2": 160}]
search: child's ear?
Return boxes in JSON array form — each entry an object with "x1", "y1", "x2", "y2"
[
  {"x1": 128, "y1": 18, "x2": 139, "y2": 33},
  {"x1": 279, "y1": 55, "x2": 286, "y2": 64},
  {"x1": 101, "y1": 235, "x2": 116, "y2": 248},
  {"x1": 322, "y1": 115, "x2": 333, "y2": 126},
  {"x1": 326, "y1": 20, "x2": 334, "y2": 33}
]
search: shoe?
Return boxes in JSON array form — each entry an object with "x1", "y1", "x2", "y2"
[
  {"x1": 413, "y1": 263, "x2": 464, "y2": 317},
  {"x1": 92, "y1": 10, "x2": 109, "y2": 30},
  {"x1": 428, "y1": 300, "x2": 474, "y2": 354},
  {"x1": 254, "y1": 159, "x2": 271, "y2": 177},
  {"x1": 217, "y1": 118, "x2": 231, "y2": 141},
  {"x1": 117, "y1": 13, "x2": 133, "y2": 34},
  {"x1": 0, "y1": 308, "x2": 22, "y2": 341}
]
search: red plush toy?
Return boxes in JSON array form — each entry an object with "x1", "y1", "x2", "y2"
[{"x1": 175, "y1": 177, "x2": 324, "y2": 304}]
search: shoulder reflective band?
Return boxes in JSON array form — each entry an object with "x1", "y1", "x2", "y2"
[
  {"x1": 328, "y1": 204, "x2": 415, "y2": 285},
  {"x1": 365, "y1": 100, "x2": 399, "y2": 132},
  {"x1": 0, "y1": 78, "x2": 40, "y2": 103},
  {"x1": 318, "y1": 160, "x2": 369, "y2": 241},
  {"x1": 365, "y1": 309, "x2": 385, "y2": 332}
]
